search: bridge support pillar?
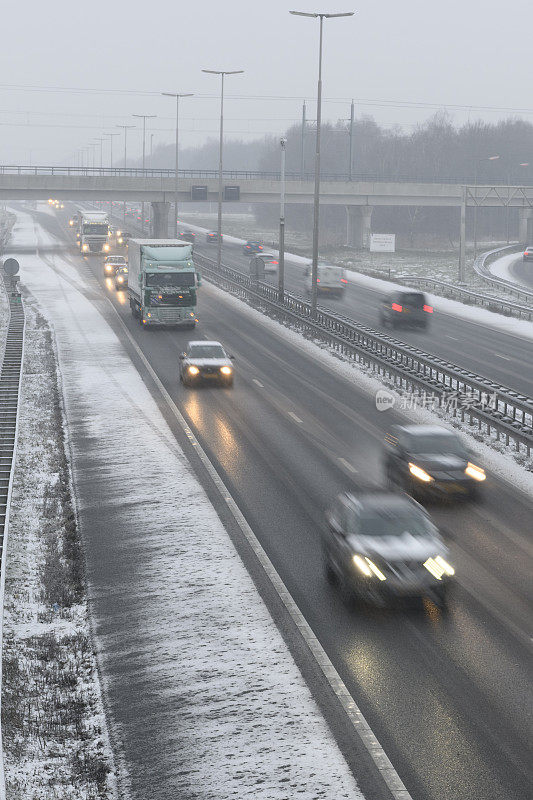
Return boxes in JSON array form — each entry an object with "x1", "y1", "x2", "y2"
[
  {"x1": 519, "y1": 208, "x2": 533, "y2": 244},
  {"x1": 151, "y1": 202, "x2": 170, "y2": 238},
  {"x1": 345, "y1": 206, "x2": 373, "y2": 248}
]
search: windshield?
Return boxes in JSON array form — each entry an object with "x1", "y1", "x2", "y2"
[
  {"x1": 83, "y1": 223, "x2": 108, "y2": 235},
  {"x1": 146, "y1": 272, "x2": 195, "y2": 287},
  {"x1": 188, "y1": 345, "x2": 225, "y2": 359},
  {"x1": 406, "y1": 433, "x2": 466, "y2": 456},
  {"x1": 352, "y1": 508, "x2": 435, "y2": 538},
  {"x1": 399, "y1": 293, "x2": 425, "y2": 307}
]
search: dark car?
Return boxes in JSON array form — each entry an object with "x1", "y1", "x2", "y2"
[
  {"x1": 323, "y1": 491, "x2": 454, "y2": 610},
  {"x1": 522, "y1": 246, "x2": 533, "y2": 261},
  {"x1": 379, "y1": 290, "x2": 433, "y2": 330},
  {"x1": 384, "y1": 424, "x2": 486, "y2": 500},
  {"x1": 243, "y1": 240, "x2": 264, "y2": 255},
  {"x1": 178, "y1": 230, "x2": 196, "y2": 243},
  {"x1": 179, "y1": 340, "x2": 234, "y2": 387},
  {"x1": 114, "y1": 266, "x2": 128, "y2": 290},
  {"x1": 206, "y1": 231, "x2": 223, "y2": 244}
]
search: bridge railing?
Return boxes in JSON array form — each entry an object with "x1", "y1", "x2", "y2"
[{"x1": 0, "y1": 164, "x2": 525, "y2": 185}]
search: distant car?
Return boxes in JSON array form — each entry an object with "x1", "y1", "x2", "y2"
[
  {"x1": 323, "y1": 491, "x2": 454, "y2": 610},
  {"x1": 379, "y1": 290, "x2": 433, "y2": 330},
  {"x1": 249, "y1": 253, "x2": 279, "y2": 276},
  {"x1": 243, "y1": 240, "x2": 264, "y2": 255},
  {"x1": 179, "y1": 340, "x2": 234, "y2": 387},
  {"x1": 103, "y1": 255, "x2": 127, "y2": 276},
  {"x1": 205, "y1": 231, "x2": 223, "y2": 244},
  {"x1": 114, "y1": 266, "x2": 128, "y2": 290},
  {"x1": 384, "y1": 424, "x2": 486, "y2": 500},
  {"x1": 303, "y1": 264, "x2": 347, "y2": 297},
  {"x1": 523, "y1": 247, "x2": 533, "y2": 261},
  {"x1": 178, "y1": 230, "x2": 196, "y2": 243}
]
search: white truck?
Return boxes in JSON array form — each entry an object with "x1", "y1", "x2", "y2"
[
  {"x1": 77, "y1": 211, "x2": 110, "y2": 254},
  {"x1": 127, "y1": 239, "x2": 200, "y2": 328},
  {"x1": 303, "y1": 263, "x2": 347, "y2": 298}
]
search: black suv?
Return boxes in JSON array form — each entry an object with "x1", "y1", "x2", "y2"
[
  {"x1": 178, "y1": 230, "x2": 196, "y2": 243},
  {"x1": 384, "y1": 424, "x2": 485, "y2": 500},
  {"x1": 323, "y1": 491, "x2": 454, "y2": 610},
  {"x1": 379, "y1": 290, "x2": 432, "y2": 329}
]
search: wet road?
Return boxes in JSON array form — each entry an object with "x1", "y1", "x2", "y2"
[{"x1": 33, "y1": 209, "x2": 533, "y2": 800}]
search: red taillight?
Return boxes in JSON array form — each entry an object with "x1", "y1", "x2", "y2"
[
  {"x1": 340, "y1": 278, "x2": 348, "y2": 284},
  {"x1": 392, "y1": 303, "x2": 402, "y2": 312},
  {"x1": 317, "y1": 278, "x2": 320, "y2": 283},
  {"x1": 259, "y1": 245, "x2": 263, "y2": 250},
  {"x1": 271, "y1": 260, "x2": 278, "y2": 265},
  {"x1": 423, "y1": 304, "x2": 433, "y2": 313}
]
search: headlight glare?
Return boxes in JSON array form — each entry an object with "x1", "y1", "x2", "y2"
[
  {"x1": 188, "y1": 366, "x2": 199, "y2": 375},
  {"x1": 220, "y1": 366, "x2": 232, "y2": 375},
  {"x1": 409, "y1": 463, "x2": 434, "y2": 483},
  {"x1": 465, "y1": 462, "x2": 486, "y2": 481},
  {"x1": 423, "y1": 556, "x2": 455, "y2": 580}
]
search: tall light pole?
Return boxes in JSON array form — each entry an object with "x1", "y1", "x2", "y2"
[
  {"x1": 473, "y1": 154, "x2": 499, "y2": 257},
  {"x1": 91, "y1": 138, "x2": 104, "y2": 169},
  {"x1": 117, "y1": 124, "x2": 136, "y2": 227},
  {"x1": 104, "y1": 132, "x2": 120, "y2": 168},
  {"x1": 279, "y1": 137, "x2": 287, "y2": 303},
  {"x1": 202, "y1": 69, "x2": 244, "y2": 268},
  {"x1": 133, "y1": 114, "x2": 157, "y2": 235},
  {"x1": 162, "y1": 92, "x2": 194, "y2": 237},
  {"x1": 290, "y1": 10, "x2": 354, "y2": 317}
]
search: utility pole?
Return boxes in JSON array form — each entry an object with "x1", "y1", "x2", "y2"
[
  {"x1": 349, "y1": 99, "x2": 354, "y2": 180},
  {"x1": 279, "y1": 137, "x2": 287, "y2": 303},
  {"x1": 132, "y1": 114, "x2": 157, "y2": 235},
  {"x1": 459, "y1": 185, "x2": 466, "y2": 284},
  {"x1": 162, "y1": 92, "x2": 194, "y2": 238},
  {"x1": 116, "y1": 124, "x2": 136, "y2": 227}
]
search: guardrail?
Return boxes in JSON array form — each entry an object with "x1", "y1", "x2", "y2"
[
  {"x1": 472, "y1": 244, "x2": 533, "y2": 305},
  {"x1": 2, "y1": 164, "x2": 532, "y2": 185},
  {"x1": 194, "y1": 252, "x2": 533, "y2": 456},
  {"x1": 0, "y1": 277, "x2": 25, "y2": 799}
]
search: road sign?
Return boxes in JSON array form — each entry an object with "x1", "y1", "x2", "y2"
[
  {"x1": 3, "y1": 258, "x2": 19, "y2": 275},
  {"x1": 224, "y1": 186, "x2": 240, "y2": 202},
  {"x1": 370, "y1": 234, "x2": 395, "y2": 253},
  {"x1": 191, "y1": 185, "x2": 208, "y2": 202}
]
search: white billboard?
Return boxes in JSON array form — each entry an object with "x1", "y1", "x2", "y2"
[{"x1": 370, "y1": 233, "x2": 396, "y2": 253}]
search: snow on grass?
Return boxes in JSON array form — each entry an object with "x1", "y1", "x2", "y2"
[
  {"x1": 204, "y1": 283, "x2": 533, "y2": 498},
  {"x1": 1, "y1": 297, "x2": 116, "y2": 800},
  {"x1": 9, "y1": 210, "x2": 364, "y2": 799}
]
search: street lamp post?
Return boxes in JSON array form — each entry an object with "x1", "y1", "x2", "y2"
[
  {"x1": 104, "y1": 132, "x2": 120, "y2": 219},
  {"x1": 162, "y1": 92, "x2": 194, "y2": 238},
  {"x1": 290, "y1": 10, "x2": 354, "y2": 317},
  {"x1": 202, "y1": 69, "x2": 244, "y2": 268},
  {"x1": 279, "y1": 137, "x2": 287, "y2": 303},
  {"x1": 116, "y1": 124, "x2": 136, "y2": 227},
  {"x1": 473, "y1": 154, "x2": 500, "y2": 257},
  {"x1": 91, "y1": 138, "x2": 104, "y2": 170},
  {"x1": 132, "y1": 114, "x2": 157, "y2": 235}
]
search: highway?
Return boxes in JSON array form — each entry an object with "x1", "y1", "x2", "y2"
[{"x1": 30, "y1": 207, "x2": 533, "y2": 800}]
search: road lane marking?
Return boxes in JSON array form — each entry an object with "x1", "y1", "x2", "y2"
[
  {"x1": 288, "y1": 411, "x2": 303, "y2": 423},
  {"x1": 338, "y1": 457, "x2": 358, "y2": 474},
  {"x1": 494, "y1": 353, "x2": 511, "y2": 361},
  {"x1": 446, "y1": 335, "x2": 459, "y2": 341},
  {"x1": 253, "y1": 378, "x2": 264, "y2": 388}
]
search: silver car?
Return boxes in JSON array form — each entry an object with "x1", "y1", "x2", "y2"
[
  {"x1": 179, "y1": 340, "x2": 234, "y2": 387},
  {"x1": 323, "y1": 491, "x2": 454, "y2": 611}
]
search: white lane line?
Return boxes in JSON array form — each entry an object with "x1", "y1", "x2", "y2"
[
  {"x1": 446, "y1": 335, "x2": 459, "y2": 341},
  {"x1": 338, "y1": 457, "x2": 358, "y2": 474},
  {"x1": 288, "y1": 411, "x2": 303, "y2": 423},
  {"x1": 494, "y1": 353, "x2": 511, "y2": 361},
  {"x1": 253, "y1": 378, "x2": 264, "y2": 388}
]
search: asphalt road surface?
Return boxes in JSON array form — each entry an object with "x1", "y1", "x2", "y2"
[{"x1": 30, "y1": 208, "x2": 533, "y2": 800}]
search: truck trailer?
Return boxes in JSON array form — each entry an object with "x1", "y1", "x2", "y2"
[
  {"x1": 127, "y1": 239, "x2": 200, "y2": 328},
  {"x1": 77, "y1": 211, "x2": 110, "y2": 254}
]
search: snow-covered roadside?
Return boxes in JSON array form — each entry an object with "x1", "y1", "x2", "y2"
[
  {"x1": 1, "y1": 299, "x2": 116, "y2": 798},
  {"x1": 207, "y1": 285, "x2": 533, "y2": 497},
  {"x1": 9, "y1": 211, "x2": 365, "y2": 798}
]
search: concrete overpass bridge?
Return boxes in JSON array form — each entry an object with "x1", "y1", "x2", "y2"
[{"x1": 2, "y1": 165, "x2": 533, "y2": 243}]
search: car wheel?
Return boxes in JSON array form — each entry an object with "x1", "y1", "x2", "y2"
[
  {"x1": 324, "y1": 555, "x2": 337, "y2": 585},
  {"x1": 338, "y1": 573, "x2": 356, "y2": 608},
  {"x1": 433, "y1": 586, "x2": 450, "y2": 614}
]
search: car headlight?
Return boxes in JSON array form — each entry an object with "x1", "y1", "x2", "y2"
[
  {"x1": 423, "y1": 556, "x2": 455, "y2": 580},
  {"x1": 82, "y1": 244, "x2": 89, "y2": 252},
  {"x1": 220, "y1": 366, "x2": 232, "y2": 375},
  {"x1": 409, "y1": 463, "x2": 434, "y2": 483},
  {"x1": 465, "y1": 462, "x2": 486, "y2": 481},
  {"x1": 352, "y1": 555, "x2": 386, "y2": 581},
  {"x1": 103, "y1": 244, "x2": 110, "y2": 252},
  {"x1": 188, "y1": 366, "x2": 199, "y2": 376},
  {"x1": 117, "y1": 276, "x2": 124, "y2": 283},
  {"x1": 117, "y1": 237, "x2": 123, "y2": 244}
]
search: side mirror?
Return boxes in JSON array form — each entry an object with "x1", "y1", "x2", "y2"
[
  {"x1": 229, "y1": 355, "x2": 235, "y2": 360},
  {"x1": 179, "y1": 353, "x2": 186, "y2": 360}
]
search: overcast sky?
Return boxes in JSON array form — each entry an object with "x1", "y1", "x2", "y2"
[{"x1": 1, "y1": 0, "x2": 531, "y2": 165}]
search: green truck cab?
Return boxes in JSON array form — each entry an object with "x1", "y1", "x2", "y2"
[{"x1": 127, "y1": 239, "x2": 201, "y2": 328}]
